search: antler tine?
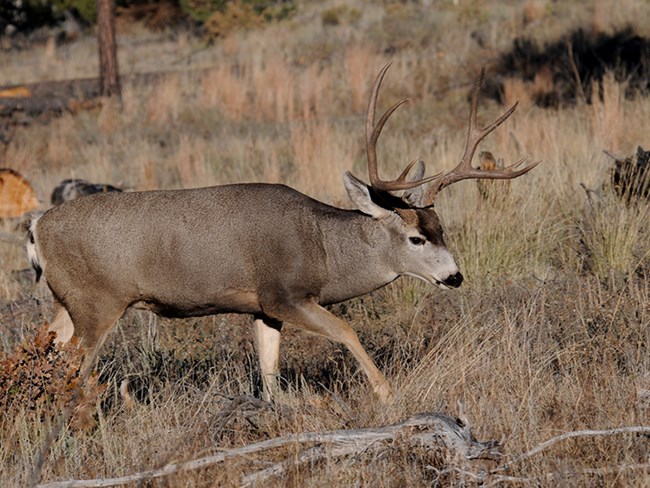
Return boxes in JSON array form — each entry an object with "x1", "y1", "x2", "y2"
[
  {"x1": 366, "y1": 62, "x2": 439, "y2": 192},
  {"x1": 458, "y1": 66, "x2": 519, "y2": 176},
  {"x1": 424, "y1": 67, "x2": 539, "y2": 204}
]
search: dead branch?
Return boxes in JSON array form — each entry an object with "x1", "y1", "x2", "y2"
[
  {"x1": 436, "y1": 425, "x2": 650, "y2": 486},
  {"x1": 581, "y1": 463, "x2": 650, "y2": 477},
  {"x1": 508, "y1": 425, "x2": 650, "y2": 465},
  {"x1": 482, "y1": 463, "x2": 650, "y2": 487},
  {"x1": 36, "y1": 412, "x2": 500, "y2": 488},
  {"x1": 240, "y1": 439, "x2": 360, "y2": 487}
]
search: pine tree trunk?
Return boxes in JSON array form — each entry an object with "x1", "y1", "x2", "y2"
[{"x1": 97, "y1": 0, "x2": 121, "y2": 100}]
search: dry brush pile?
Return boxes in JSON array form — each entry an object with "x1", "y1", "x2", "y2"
[{"x1": 1, "y1": 0, "x2": 649, "y2": 486}]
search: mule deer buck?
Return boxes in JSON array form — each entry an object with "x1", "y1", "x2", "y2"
[{"x1": 26, "y1": 64, "x2": 539, "y2": 402}]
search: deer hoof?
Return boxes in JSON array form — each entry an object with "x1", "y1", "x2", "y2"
[{"x1": 375, "y1": 384, "x2": 395, "y2": 404}]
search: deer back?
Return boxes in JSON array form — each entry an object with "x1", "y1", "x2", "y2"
[{"x1": 33, "y1": 183, "x2": 405, "y2": 315}]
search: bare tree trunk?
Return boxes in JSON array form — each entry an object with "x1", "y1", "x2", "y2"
[{"x1": 96, "y1": 0, "x2": 121, "y2": 101}]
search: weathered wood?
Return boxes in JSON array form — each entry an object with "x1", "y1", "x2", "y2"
[
  {"x1": 1, "y1": 78, "x2": 100, "y2": 100},
  {"x1": 0, "y1": 78, "x2": 101, "y2": 123},
  {"x1": 0, "y1": 96, "x2": 70, "y2": 117},
  {"x1": 33, "y1": 415, "x2": 650, "y2": 488},
  {"x1": 0, "y1": 71, "x2": 173, "y2": 123},
  {"x1": 508, "y1": 425, "x2": 650, "y2": 465},
  {"x1": 35, "y1": 413, "x2": 501, "y2": 488}
]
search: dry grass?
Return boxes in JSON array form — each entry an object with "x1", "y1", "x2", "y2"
[{"x1": 1, "y1": 0, "x2": 649, "y2": 486}]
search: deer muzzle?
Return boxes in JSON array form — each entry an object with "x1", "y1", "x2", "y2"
[{"x1": 441, "y1": 271, "x2": 464, "y2": 288}]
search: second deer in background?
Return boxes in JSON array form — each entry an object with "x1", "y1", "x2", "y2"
[{"x1": 50, "y1": 178, "x2": 122, "y2": 205}]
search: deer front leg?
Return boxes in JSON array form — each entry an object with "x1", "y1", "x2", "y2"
[
  {"x1": 264, "y1": 299, "x2": 393, "y2": 403},
  {"x1": 254, "y1": 317, "x2": 282, "y2": 402}
]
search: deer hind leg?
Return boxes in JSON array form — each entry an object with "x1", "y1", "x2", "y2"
[
  {"x1": 264, "y1": 299, "x2": 393, "y2": 403},
  {"x1": 254, "y1": 316, "x2": 282, "y2": 402},
  {"x1": 48, "y1": 299, "x2": 75, "y2": 344},
  {"x1": 66, "y1": 299, "x2": 126, "y2": 379}
]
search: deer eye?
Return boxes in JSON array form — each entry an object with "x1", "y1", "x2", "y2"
[{"x1": 409, "y1": 236, "x2": 426, "y2": 246}]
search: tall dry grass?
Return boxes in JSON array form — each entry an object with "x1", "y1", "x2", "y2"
[
  {"x1": 289, "y1": 119, "x2": 356, "y2": 201},
  {"x1": 1, "y1": 1, "x2": 649, "y2": 486}
]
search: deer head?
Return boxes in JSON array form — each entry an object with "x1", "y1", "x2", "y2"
[{"x1": 343, "y1": 62, "x2": 540, "y2": 289}]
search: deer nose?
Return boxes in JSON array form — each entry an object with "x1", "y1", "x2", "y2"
[{"x1": 443, "y1": 271, "x2": 464, "y2": 288}]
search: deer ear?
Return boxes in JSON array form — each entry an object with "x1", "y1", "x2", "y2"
[
  {"x1": 343, "y1": 172, "x2": 392, "y2": 219},
  {"x1": 402, "y1": 160, "x2": 426, "y2": 207}
]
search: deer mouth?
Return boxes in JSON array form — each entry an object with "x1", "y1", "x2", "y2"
[
  {"x1": 428, "y1": 271, "x2": 464, "y2": 290},
  {"x1": 434, "y1": 279, "x2": 451, "y2": 290},
  {"x1": 404, "y1": 272, "x2": 452, "y2": 290}
]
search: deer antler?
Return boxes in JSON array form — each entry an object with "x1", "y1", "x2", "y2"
[
  {"x1": 423, "y1": 67, "x2": 541, "y2": 205},
  {"x1": 366, "y1": 62, "x2": 441, "y2": 192}
]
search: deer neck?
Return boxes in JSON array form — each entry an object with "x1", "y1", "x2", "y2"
[{"x1": 319, "y1": 211, "x2": 398, "y2": 304}]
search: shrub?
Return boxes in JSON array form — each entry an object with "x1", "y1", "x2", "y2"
[
  {"x1": 321, "y1": 5, "x2": 361, "y2": 27},
  {"x1": 180, "y1": 0, "x2": 227, "y2": 22},
  {"x1": 0, "y1": 323, "x2": 105, "y2": 431},
  {"x1": 183, "y1": 0, "x2": 295, "y2": 33},
  {"x1": 204, "y1": 1, "x2": 263, "y2": 38},
  {"x1": 52, "y1": 0, "x2": 97, "y2": 23}
]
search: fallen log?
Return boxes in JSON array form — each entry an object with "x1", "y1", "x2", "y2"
[
  {"x1": 35, "y1": 412, "x2": 501, "y2": 488},
  {"x1": 0, "y1": 78, "x2": 100, "y2": 117},
  {"x1": 0, "y1": 72, "x2": 167, "y2": 121}
]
